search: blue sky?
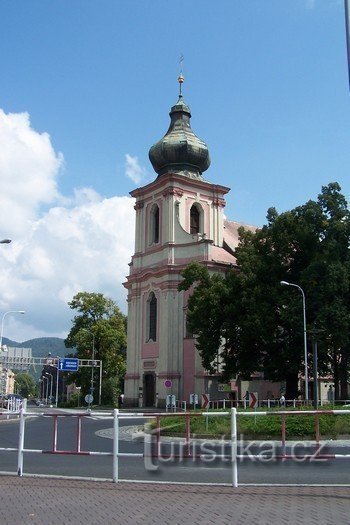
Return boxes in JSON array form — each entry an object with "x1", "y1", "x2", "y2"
[{"x1": 0, "y1": 0, "x2": 349, "y2": 341}]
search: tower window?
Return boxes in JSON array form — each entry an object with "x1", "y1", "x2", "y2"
[
  {"x1": 154, "y1": 207, "x2": 159, "y2": 243},
  {"x1": 150, "y1": 204, "x2": 160, "y2": 244},
  {"x1": 148, "y1": 292, "x2": 157, "y2": 342},
  {"x1": 190, "y1": 205, "x2": 200, "y2": 234}
]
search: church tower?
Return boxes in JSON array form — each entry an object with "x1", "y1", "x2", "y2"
[{"x1": 124, "y1": 77, "x2": 236, "y2": 407}]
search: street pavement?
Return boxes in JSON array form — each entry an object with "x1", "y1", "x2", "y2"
[{"x1": 0, "y1": 475, "x2": 349, "y2": 525}]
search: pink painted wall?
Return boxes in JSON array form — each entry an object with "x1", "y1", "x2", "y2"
[{"x1": 183, "y1": 338, "x2": 196, "y2": 402}]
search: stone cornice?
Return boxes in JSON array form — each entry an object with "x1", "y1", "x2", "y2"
[{"x1": 130, "y1": 173, "x2": 230, "y2": 199}]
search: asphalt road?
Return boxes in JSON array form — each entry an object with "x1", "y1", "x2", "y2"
[{"x1": 1, "y1": 409, "x2": 350, "y2": 485}]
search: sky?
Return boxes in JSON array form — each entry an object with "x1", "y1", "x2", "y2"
[{"x1": 0, "y1": 0, "x2": 349, "y2": 342}]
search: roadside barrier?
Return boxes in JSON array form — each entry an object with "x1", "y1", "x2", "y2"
[
  {"x1": 208, "y1": 399, "x2": 350, "y2": 409},
  {"x1": 0, "y1": 397, "x2": 22, "y2": 419},
  {"x1": 176, "y1": 400, "x2": 187, "y2": 411},
  {"x1": 203, "y1": 408, "x2": 350, "y2": 487},
  {"x1": 0, "y1": 400, "x2": 166, "y2": 482},
  {"x1": 1, "y1": 402, "x2": 350, "y2": 486}
]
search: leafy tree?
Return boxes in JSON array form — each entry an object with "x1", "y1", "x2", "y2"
[
  {"x1": 15, "y1": 373, "x2": 36, "y2": 398},
  {"x1": 179, "y1": 183, "x2": 350, "y2": 399},
  {"x1": 65, "y1": 292, "x2": 127, "y2": 406}
]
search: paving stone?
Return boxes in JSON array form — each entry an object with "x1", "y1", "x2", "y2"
[{"x1": 0, "y1": 476, "x2": 349, "y2": 524}]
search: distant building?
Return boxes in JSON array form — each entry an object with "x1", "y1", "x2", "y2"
[
  {"x1": 0, "y1": 347, "x2": 32, "y2": 396},
  {"x1": 0, "y1": 347, "x2": 33, "y2": 371}
]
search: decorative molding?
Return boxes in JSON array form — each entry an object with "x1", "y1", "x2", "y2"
[
  {"x1": 158, "y1": 371, "x2": 181, "y2": 379},
  {"x1": 162, "y1": 187, "x2": 184, "y2": 198},
  {"x1": 130, "y1": 174, "x2": 230, "y2": 200},
  {"x1": 134, "y1": 201, "x2": 144, "y2": 210},
  {"x1": 212, "y1": 197, "x2": 226, "y2": 208},
  {"x1": 143, "y1": 360, "x2": 157, "y2": 369},
  {"x1": 125, "y1": 373, "x2": 140, "y2": 380}
]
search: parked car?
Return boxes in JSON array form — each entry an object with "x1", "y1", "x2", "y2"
[{"x1": 7, "y1": 394, "x2": 22, "y2": 401}]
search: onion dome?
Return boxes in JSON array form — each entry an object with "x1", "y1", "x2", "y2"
[{"x1": 149, "y1": 77, "x2": 211, "y2": 180}]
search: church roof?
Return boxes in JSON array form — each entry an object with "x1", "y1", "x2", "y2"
[
  {"x1": 148, "y1": 79, "x2": 210, "y2": 180},
  {"x1": 223, "y1": 219, "x2": 257, "y2": 255}
]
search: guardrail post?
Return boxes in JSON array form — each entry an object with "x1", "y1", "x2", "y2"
[
  {"x1": 185, "y1": 413, "x2": 191, "y2": 457},
  {"x1": 112, "y1": 408, "x2": 119, "y2": 483},
  {"x1": 281, "y1": 415, "x2": 286, "y2": 456},
  {"x1": 17, "y1": 398, "x2": 27, "y2": 476},
  {"x1": 315, "y1": 413, "x2": 320, "y2": 452},
  {"x1": 156, "y1": 415, "x2": 161, "y2": 458},
  {"x1": 77, "y1": 415, "x2": 82, "y2": 453},
  {"x1": 231, "y1": 407, "x2": 238, "y2": 488},
  {"x1": 53, "y1": 415, "x2": 58, "y2": 452}
]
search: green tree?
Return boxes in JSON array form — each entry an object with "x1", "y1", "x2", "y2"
[
  {"x1": 304, "y1": 183, "x2": 350, "y2": 399},
  {"x1": 179, "y1": 183, "x2": 350, "y2": 400},
  {"x1": 15, "y1": 373, "x2": 36, "y2": 398},
  {"x1": 65, "y1": 292, "x2": 127, "y2": 406}
]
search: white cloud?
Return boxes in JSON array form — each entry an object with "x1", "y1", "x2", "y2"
[
  {"x1": 125, "y1": 153, "x2": 146, "y2": 184},
  {"x1": 0, "y1": 109, "x2": 63, "y2": 237},
  {"x1": 0, "y1": 108, "x2": 136, "y2": 343}
]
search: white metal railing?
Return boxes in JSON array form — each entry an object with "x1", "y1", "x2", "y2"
[
  {"x1": 202, "y1": 408, "x2": 350, "y2": 487},
  {"x1": 175, "y1": 400, "x2": 186, "y2": 411},
  {"x1": 1, "y1": 402, "x2": 350, "y2": 486},
  {"x1": 208, "y1": 399, "x2": 350, "y2": 409},
  {"x1": 0, "y1": 397, "x2": 22, "y2": 418}
]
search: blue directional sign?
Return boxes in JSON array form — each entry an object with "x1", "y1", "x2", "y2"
[{"x1": 59, "y1": 358, "x2": 79, "y2": 371}]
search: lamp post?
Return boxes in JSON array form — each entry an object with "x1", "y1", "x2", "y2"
[
  {"x1": 42, "y1": 376, "x2": 49, "y2": 404},
  {"x1": 45, "y1": 372, "x2": 53, "y2": 404},
  {"x1": 82, "y1": 329, "x2": 95, "y2": 410},
  {"x1": 0, "y1": 310, "x2": 25, "y2": 351},
  {"x1": 55, "y1": 356, "x2": 60, "y2": 408},
  {"x1": 308, "y1": 328, "x2": 325, "y2": 410},
  {"x1": 280, "y1": 281, "x2": 309, "y2": 402}
]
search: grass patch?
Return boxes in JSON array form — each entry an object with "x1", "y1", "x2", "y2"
[{"x1": 150, "y1": 406, "x2": 350, "y2": 439}]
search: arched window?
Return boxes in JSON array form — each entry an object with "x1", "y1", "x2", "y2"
[
  {"x1": 190, "y1": 204, "x2": 200, "y2": 234},
  {"x1": 148, "y1": 292, "x2": 157, "y2": 341},
  {"x1": 150, "y1": 204, "x2": 160, "y2": 244}
]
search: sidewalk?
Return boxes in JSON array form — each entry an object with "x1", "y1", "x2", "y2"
[{"x1": 0, "y1": 475, "x2": 349, "y2": 525}]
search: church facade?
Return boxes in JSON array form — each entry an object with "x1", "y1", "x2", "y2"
[{"x1": 123, "y1": 81, "x2": 252, "y2": 407}]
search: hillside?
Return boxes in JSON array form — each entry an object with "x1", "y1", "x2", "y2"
[{"x1": 2, "y1": 337, "x2": 71, "y2": 358}]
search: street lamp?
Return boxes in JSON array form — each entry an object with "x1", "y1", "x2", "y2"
[
  {"x1": 0, "y1": 310, "x2": 26, "y2": 351},
  {"x1": 280, "y1": 281, "x2": 309, "y2": 402},
  {"x1": 82, "y1": 329, "x2": 95, "y2": 410},
  {"x1": 42, "y1": 375, "x2": 49, "y2": 404},
  {"x1": 45, "y1": 372, "x2": 54, "y2": 404}
]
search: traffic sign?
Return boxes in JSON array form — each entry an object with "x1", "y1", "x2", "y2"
[
  {"x1": 190, "y1": 393, "x2": 198, "y2": 405},
  {"x1": 201, "y1": 393, "x2": 210, "y2": 409},
  {"x1": 249, "y1": 392, "x2": 258, "y2": 409},
  {"x1": 85, "y1": 394, "x2": 93, "y2": 404},
  {"x1": 59, "y1": 358, "x2": 79, "y2": 372}
]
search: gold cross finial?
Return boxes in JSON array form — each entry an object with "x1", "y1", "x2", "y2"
[{"x1": 178, "y1": 54, "x2": 184, "y2": 95}]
